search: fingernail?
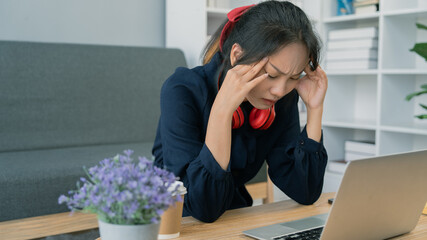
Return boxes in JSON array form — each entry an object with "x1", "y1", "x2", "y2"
[{"x1": 263, "y1": 57, "x2": 268, "y2": 62}]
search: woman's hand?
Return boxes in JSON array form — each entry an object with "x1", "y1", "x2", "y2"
[
  {"x1": 215, "y1": 57, "x2": 269, "y2": 115},
  {"x1": 296, "y1": 65, "x2": 328, "y2": 111},
  {"x1": 206, "y1": 57, "x2": 269, "y2": 170},
  {"x1": 296, "y1": 64, "x2": 328, "y2": 142}
]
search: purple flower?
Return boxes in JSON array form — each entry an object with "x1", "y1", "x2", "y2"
[
  {"x1": 58, "y1": 149, "x2": 180, "y2": 225},
  {"x1": 151, "y1": 217, "x2": 159, "y2": 224},
  {"x1": 58, "y1": 195, "x2": 68, "y2": 204}
]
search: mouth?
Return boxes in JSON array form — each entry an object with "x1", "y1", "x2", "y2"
[{"x1": 262, "y1": 98, "x2": 276, "y2": 106}]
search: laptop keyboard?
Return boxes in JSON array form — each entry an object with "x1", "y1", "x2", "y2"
[{"x1": 272, "y1": 227, "x2": 323, "y2": 240}]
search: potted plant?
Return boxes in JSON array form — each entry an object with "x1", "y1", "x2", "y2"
[
  {"x1": 406, "y1": 23, "x2": 427, "y2": 119},
  {"x1": 58, "y1": 150, "x2": 182, "y2": 240}
]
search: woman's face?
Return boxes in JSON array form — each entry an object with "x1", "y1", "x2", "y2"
[{"x1": 246, "y1": 42, "x2": 309, "y2": 109}]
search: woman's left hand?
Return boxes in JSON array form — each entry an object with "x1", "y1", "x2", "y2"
[{"x1": 295, "y1": 64, "x2": 328, "y2": 111}]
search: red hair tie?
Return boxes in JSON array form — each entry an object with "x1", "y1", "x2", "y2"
[{"x1": 219, "y1": 4, "x2": 255, "y2": 52}]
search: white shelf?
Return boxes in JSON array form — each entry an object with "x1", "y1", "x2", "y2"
[
  {"x1": 323, "y1": 120, "x2": 377, "y2": 130},
  {"x1": 319, "y1": 0, "x2": 427, "y2": 193},
  {"x1": 323, "y1": 13, "x2": 379, "y2": 23},
  {"x1": 382, "y1": 69, "x2": 427, "y2": 75},
  {"x1": 382, "y1": 8, "x2": 427, "y2": 17},
  {"x1": 320, "y1": 0, "x2": 427, "y2": 163},
  {"x1": 325, "y1": 69, "x2": 378, "y2": 76},
  {"x1": 380, "y1": 124, "x2": 427, "y2": 136}
]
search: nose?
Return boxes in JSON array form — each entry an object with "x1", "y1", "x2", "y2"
[{"x1": 269, "y1": 78, "x2": 288, "y2": 99}]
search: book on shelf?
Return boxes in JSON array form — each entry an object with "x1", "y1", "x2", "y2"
[
  {"x1": 353, "y1": 0, "x2": 379, "y2": 7},
  {"x1": 327, "y1": 38, "x2": 378, "y2": 50},
  {"x1": 326, "y1": 48, "x2": 378, "y2": 61},
  {"x1": 345, "y1": 140, "x2": 376, "y2": 154},
  {"x1": 326, "y1": 59, "x2": 377, "y2": 70},
  {"x1": 326, "y1": 27, "x2": 378, "y2": 69},
  {"x1": 337, "y1": 0, "x2": 355, "y2": 16},
  {"x1": 328, "y1": 27, "x2": 378, "y2": 40},
  {"x1": 355, "y1": 4, "x2": 379, "y2": 14},
  {"x1": 344, "y1": 140, "x2": 376, "y2": 161},
  {"x1": 328, "y1": 160, "x2": 348, "y2": 174}
]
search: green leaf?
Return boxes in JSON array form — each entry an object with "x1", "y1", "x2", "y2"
[
  {"x1": 405, "y1": 90, "x2": 427, "y2": 101},
  {"x1": 420, "y1": 103, "x2": 427, "y2": 110},
  {"x1": 416, "y1": 23, "x2": 427, "y2": 30},
  {"x1": 415, "y1": 114, "x2": 427, "y2": 119},
  {"x1": 422, "y1": 84, "x2": 427, "y2": 90},
  {"x1": 410, "y1": 43, "x2": 427, "y2": 62}
]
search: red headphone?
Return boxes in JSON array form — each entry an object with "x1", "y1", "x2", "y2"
[
  {"x1": 220, "y1": 4, "x2": 276, "y2": 130},
  {"x1": 216, "y1": 64, "x2": 276, "y2": 130},
  {"x1": 232, "y1": 105, "x2": 276, "y2": 130}
]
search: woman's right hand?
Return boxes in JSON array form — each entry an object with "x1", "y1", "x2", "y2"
[
  {"x1": 214, "y1": 57, "x2": 270, "y2": 115},
  {"x1": 206, "y1": 57, "x2": 269, "y2": 170}
]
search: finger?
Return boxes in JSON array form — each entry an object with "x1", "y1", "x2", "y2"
[
  {"x1": 303, "y1": 64, "x2": 314, "y2": 76},
  {"x1": 241, "y1": 57, "x2": 269, "y2": 81},
  {"x1": 309, "y1": 65, "x2": 328, "y2": 85},
  {"x1": 316, "y1": 65, "x2": 328, "y2": 80},
  {"x1": 230, "y1": 64, "x2": 248, "y2": 73},
  {"x1": 246, "y1": 72, "x2": 269, "y2": 89}
]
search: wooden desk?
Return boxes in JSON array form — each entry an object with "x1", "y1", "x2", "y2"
[
  {"x1": 178, "y1": 192, "x2": 427, "y2": 239},
  {"x1": 1, "y1": 192, "x2": 426, "y2": 240}
]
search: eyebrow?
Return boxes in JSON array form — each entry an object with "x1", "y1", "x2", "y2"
[{"x1": 269, "y1": 62, "x2": 304, "y2": 77}]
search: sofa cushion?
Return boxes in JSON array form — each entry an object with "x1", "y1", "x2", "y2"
[
  {"x1": 0, "y1": 142, "x2": 155, "y2": 221},
  {"x1": 0, "y1": 41, "x2": 186, "y2": 152}
]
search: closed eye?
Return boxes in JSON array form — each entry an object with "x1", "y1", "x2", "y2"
[
  {"x1": 267, "y1": 73, "x2": 278, "y2": 79},
  {"x1": 291, "y1": 74, "x2": 302, "y2": 80}
]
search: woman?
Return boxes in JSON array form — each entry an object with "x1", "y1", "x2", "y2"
[{"x1": 152, "y1": 0, "x2": 328, "y2": 223}]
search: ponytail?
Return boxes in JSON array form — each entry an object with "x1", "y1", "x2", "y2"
[{"x1": 202, "y1": 21, "x2": 226, "y2": 65}]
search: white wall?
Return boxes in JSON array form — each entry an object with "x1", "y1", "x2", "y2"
[{"x1": 0, "y1": 0, "x2": 165, "y2": 47}]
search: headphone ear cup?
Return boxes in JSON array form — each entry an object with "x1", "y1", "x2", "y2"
[
  {"x1": 232, "y1": 106, "x2": 245, "y2": 129},
  {"x1": 262, "y1": 106, "x2": 276, "y2": 130},
  {"x1": 249, "y1": 106, "x2": 276, "y2": 130}
]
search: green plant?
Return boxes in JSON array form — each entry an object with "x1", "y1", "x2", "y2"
[{"x1": 406, "y1": 23, "x2": 427, "y2": 119}]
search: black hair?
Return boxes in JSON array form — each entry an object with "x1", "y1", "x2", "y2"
[{"x1": 202, "y1": 0, "x2": 321, "y2": 87}]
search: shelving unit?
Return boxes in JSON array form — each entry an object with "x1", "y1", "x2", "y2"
[
  {"x1": 166, "y1": 0, "x2": 427, "y2": 194},
  {"x1": 321, "y1": 0, "x2": 427, "y2": 192}
]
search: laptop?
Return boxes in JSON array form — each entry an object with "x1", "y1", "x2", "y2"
[{"x1": 243, "y1": 149, "x2": 427, "y2": 240}]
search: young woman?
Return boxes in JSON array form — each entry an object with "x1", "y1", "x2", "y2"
[{"x1": 152, "y1": 0, "x2": 328, "y2": 223}]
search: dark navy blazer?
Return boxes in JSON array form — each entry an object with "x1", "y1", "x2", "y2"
[{"x1": 152, "y1": 53, "x2": 328, "y2": 223}]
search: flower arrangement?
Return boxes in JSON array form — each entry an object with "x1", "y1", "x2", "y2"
[{"x1": 58, "y1": 150, "x2": 181, "y2": 225}]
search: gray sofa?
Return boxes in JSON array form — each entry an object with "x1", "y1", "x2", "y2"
[
  {"x1": 0, "y1": 41, "x2": 187, "y2": 223},
  {"x1": 0, "y1": 41, "x2": 269, "y2": 240}
]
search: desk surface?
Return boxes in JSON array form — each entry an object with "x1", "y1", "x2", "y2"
[
  {"x1": 178, "y1": 192, "x2": 427, "y2": 239},
  {"x1": 1, "y1": 192, "x2": 426, "y2": 240}
]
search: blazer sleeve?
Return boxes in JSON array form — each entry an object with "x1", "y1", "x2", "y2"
[
  {"x1": 266, "y1": 96, "x2": 328, "y2": 205},
  {"x1": 157, "y1": 71, "x2": 235, "y2": 223}
]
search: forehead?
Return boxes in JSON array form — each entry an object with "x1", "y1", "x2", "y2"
[{"x1": 268, "y1": 42, "x2": 309, "y2": 73}]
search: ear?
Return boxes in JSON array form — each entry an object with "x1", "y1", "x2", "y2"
[{"x1": 230, "y1": 43, "x2": 243, "y2": 66}]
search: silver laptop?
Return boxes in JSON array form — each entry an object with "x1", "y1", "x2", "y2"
[{"x1": 243, "y1": 149, "x2": 427, "y2": 240}]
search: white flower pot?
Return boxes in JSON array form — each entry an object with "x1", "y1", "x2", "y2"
[{"x1": 98, "y1": 219, "x2": 160, "y2": 240}]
